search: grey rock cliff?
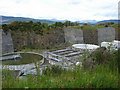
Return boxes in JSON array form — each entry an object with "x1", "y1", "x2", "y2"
[
  {"x1": 1, "y1": 30, "x2": 14, "y2": 54},
  {"x1": 64, "y1": 28, "x2": 84, "y2": 44},
  {"x1": 98, "y1": 27, "x2": 115, "y2": 45}
]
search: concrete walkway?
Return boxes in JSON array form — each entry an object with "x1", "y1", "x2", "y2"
[{"x1": 0, "y1": 54, "x2": 21, "y2": 61}]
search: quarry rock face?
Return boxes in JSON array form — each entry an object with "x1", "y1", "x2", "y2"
[
  {"x1": 64, "y1": 28, "x2": 84, "y2": 44},
  {"x1": 64, "y1": 27, "x2": 116, "y2": 45},
  {"x1": 97, "y1": 27, "x2": 115, "y2": 45},
  {"x1": 1, "y1": 30, "x2": 14, "y2": 54},
  {"x1": 11, "y1": 28, "x2": 65, "y2": 50},
  {"x1": 1, "y1": 27, "x2": 116, "y2": 53},
  {"x1": 83, "y1": 28, "x2": 98, "y2": 45}
]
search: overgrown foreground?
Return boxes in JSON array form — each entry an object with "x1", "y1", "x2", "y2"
[{"x1": 2, "y1": 49, "x2": 120, "y2": 88}]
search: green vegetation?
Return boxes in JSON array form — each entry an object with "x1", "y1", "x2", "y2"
[
  {"x1": 66, "y1": 22, "x2": 115, "y2": 30},
  {"x1": 2, "y1": 48, "x2": 119, "y2": 88},
  {"x1": 2, "y1": 20, "x2": 116, "y2": 33},
  {"x1": 2, "y1": 20, "x2": 80, "y2": 34}
]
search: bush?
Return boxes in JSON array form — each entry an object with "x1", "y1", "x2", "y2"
[
  {"x1": 92, "y1": 47, "x2": 106, "y2": 64},
  {"x1": 92, "y1": 47, "x2": 119, "y2": 72},
  {"x1": 43, "y1": 65, "x2": 64, "y2": 76}
]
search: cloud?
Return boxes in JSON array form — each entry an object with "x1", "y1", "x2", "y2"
[{"x1": 0, "y1": 0, "x2": 119, "y2": 21}]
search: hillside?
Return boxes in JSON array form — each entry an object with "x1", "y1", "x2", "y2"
[
  {"x1": 97, "y1": 20, "x2": 119, "y2": 24},
  {"x1": 0, "y1": 16, "x2": 119, "y2": 25},
  {"x1": 0, "y1": 16, "x2": 55, "y2": 24}
]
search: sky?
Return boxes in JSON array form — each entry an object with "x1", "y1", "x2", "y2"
[{"x1": 0, "y1": 0, "x2": 119, "y2": 21}]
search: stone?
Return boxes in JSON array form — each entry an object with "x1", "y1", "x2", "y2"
[{"x1": 76, "y1": 62, "x2": 82, "y2": 67}]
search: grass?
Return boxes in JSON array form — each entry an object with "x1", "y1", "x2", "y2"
[
  {"x1": 2, "y1": 48, "x2": 120, "y2": 88},
  {"x1": 2, "y1": 64, "x2": 119, "y2": 88}
]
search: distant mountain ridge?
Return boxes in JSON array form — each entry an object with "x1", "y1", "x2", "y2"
[
  {"x1": 96, "y1": 20, "x2": 119, "y2": 24},
  {"x1": 0, "y1": 15, "x2": 119, "y2": 24},
  {"x1": 0, "y1": 16, "x2": 56, "y2": 24},
  {"x1": 77, "y1": 20, "x2": 119, "y2": 25}
]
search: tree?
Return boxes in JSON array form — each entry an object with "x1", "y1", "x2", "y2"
[
  {"x1": 42, "y1": 23, "x2": 48, "y2": 28},
  {"x1": 105, "y1": 24, "x2": 108, "y2": 27},
  {"x1": 71, "y1": 22, "x2": 79, "y2": 26},
  {"x1": 49, "y1": 24, "x2": 56, "y2": 29},
  {"x1": 83, "y1": 23, "x2": 88, "y2": 26},
  {"x1": 110, "y1": 22, "x2": 114, "y2": 25},
  {"x1": 2, "y1": 24, "x2": 9, "y2": 33},
  {"x1": 55, "y1": 22, "x2": 64, "y2": 27},
  {"x1": 36, "y1": 21, "x2": 41, "y2": 25},
  {"x1": 64, "y1": 21, "x2": 71, "y2": 27},
  {"x1": 29, "y1": 20, "x2": 33, "y2": 24},
  {"x1": 98, "y1": 23, "x2": 104, "y2": 26}
]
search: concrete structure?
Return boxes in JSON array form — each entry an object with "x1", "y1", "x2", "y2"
[
  {"x1": 0, "y1": 54, "x2": 21, "y2": 61},
  {"x1": 0, "y1": 52, "x2": 44, "y2": 70},
  {"x1": 72, "y1": 44, "x2": 100, "y2": 51},
  {"x1": 113, "y1": 40, "x2": 120, "y2": 49},
  {"x1": 101, "y1": 40, "x2": 120, "y2": 50},
  {"x1": 43, "y1": 48, "x2": 84, "y2": 66}
]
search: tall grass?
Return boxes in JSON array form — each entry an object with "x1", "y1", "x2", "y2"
[
  {"x1": 2, "y1": 64, "x2": 119, "y2": 88},
  {"x1": 2, "y1": 49, "x2": 119, "y2": 88}
]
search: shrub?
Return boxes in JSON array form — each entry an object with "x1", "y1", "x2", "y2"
[
  {"x1": 92, "y1": 47, "x2": 119, "y2": 72},
  {"x1": 43, "y1": 65, "x2": 64, "y2": 76},
  {"x1": 92, "y1": 47, "x2": 106, "y2": 64}
]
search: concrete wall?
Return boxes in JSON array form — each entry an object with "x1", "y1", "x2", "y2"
[
  {"x1": 64, "y1": 28, "x2": 84, "y2": 44},
  {"x1": 97, "y1": 27, "x2": 115, "y2": 45},
  {"x1": 2, "y1": 30, "x2": 14, "y2": 54}
]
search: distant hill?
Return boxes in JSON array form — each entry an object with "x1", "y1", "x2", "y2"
[
  {"x1": 48, "y1": 19, "x2": 67, "y2": 23},
  {"x1": 0, "y1": 16, "x2": 119, "y2": 25},
  {"x1": 0, "y1": 16, "x2": 56, "y2": 24},
  {"x1": 77, "y1": 20, "x2": 119, "y2": 25},
  {"x1": 77, "y1": 20, "x2": 98, "y2": 24},
  {"x1": 96, "y1": 20, "x2": 119, "y2": 24}
]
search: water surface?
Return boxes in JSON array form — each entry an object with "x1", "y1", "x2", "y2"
[{"x1": 1, "y1": 53, "x2": 43, "y2": 65}]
